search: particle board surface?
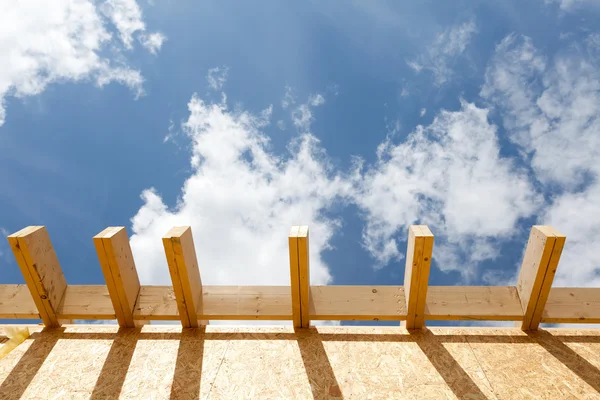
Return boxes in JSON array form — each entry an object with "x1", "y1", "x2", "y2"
[{"x1": 1, "y1": 325, "x2": 600, "y2": 399}]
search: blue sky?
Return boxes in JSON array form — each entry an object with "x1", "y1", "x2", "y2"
[{"x1": 1, "y1": 0, "x2": 600, "y2": 326}]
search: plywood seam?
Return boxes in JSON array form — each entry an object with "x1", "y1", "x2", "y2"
[{"x1": 465, "y1": 335, "x2": 498, "y2": 399}]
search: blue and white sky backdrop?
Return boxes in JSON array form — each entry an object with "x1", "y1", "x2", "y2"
[{"x1": 1, "y1": 0, "x2": 600, "y2": 324}]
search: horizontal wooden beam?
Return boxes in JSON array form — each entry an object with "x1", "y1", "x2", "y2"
[
  {"x1": 310, "y1": 286, "x2": 406, "y2": 320},
  {"x1": 57, "y1": 285, "x2": 115, "y2": 320},
  {"x1": 3, "y1": 284, "x2": 600, "y2": 324},
  {"x1": 425, "y1": 286, "x2": 523, "y2": 321},
  {"x1": 542, "y1": 288, "x2": 600, "y2": 324},
  {"x1": 0, "y1": 285, "x2": 39, "y2": 319}
]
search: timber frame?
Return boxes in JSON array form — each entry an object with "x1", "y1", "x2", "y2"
[{"x1": 0, "y1": 224, "x2": 596, "y2": 330}]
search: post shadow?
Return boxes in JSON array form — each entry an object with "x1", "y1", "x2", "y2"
[
  {"x1": 295, "y1": 327, "x2": 343, "y2": 399},
  {"x1": 528, "y1": 330, "x2": 600, "y2": 393},
  {"x1": 169, "y1": 327, "x2": 205, "y2": 400},
  {"x1": 410, "y1": 329, "x2": 490, "y2": 400},
  {"x1": 90, "y1": 328, "x2": 139, "y2": 400},
  {"x1": 0, "y1": 328, "x2": 61, "y2": 400}
]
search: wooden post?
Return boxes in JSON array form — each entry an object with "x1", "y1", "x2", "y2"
[
  {"x1": 517, "y1": 226, "x2": 566, "y2": 331},
  {"x1": 404, "y1": 225, "x2": 434, "y2": 329},
  {"x1": 163, "y1": 226, "x2": 205, "y2": 327},
  {"x1": 93, "y1": 227, "x2": 141, "y2": 328},
  {"x1": 7, "y1": 226, "x2": 68, "y2": 327},
  {"x1": 289, "y1": 226, "x2": 310, "y2": 328}
]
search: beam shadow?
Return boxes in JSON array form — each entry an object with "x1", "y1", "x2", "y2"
[
  {"x1": 0, "y1": 328, "x2": 61, "y2": 400},
  {"x1": 528, "y1": 330, "x2": 600, "y2": 393},
  {"x1": 90, "y1": 328, "x2": 139, "y2": 399},
  {"x1": 4, "y1": 328, "x2": 600, "y2": 398},
  {"x1": 410, "y1": 330, "x2": 489, "y2": 400},
  {"x1": 295, "y1": 327, "x2": 343, "y2": 399},
  {"x1": 170, "y1": 327, "x2": 205, "y2": 400}
]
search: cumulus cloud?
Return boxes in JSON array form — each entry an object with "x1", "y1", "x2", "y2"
[
  {"x1": 545, "y1": 0, "x2": 600, "y2": 11},
  {"x1": 482, "y1": 34, "x2": 600, "y2": 287},
  {"x1": 408, "y1": 20, "x2": 477, "y2": 85},
  {"x1": 129, "y1": 93, "x2": 351, "y2": 288},
  {"x1": 206, "y1": 66, "x2": 229, "y2": 91},
  {"x1": 139, "y1": 32, "x2": 166, "y2": 54},
  {"x1": 0, "y1": 0, "x2": 164, "y2": 126},
  {"x1": 292, "y1": 93, "x2": 326, "y2": 133},
  {"x1": 281, "y1": 85, "x2": 296, "y2": 109},
  {"x1": 353, "y1": 101, "x2": 539, "y2": 276}
]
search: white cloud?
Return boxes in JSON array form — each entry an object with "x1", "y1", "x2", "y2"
[
  {"x1": 309, "y1": 93, "x2": 325, "y2": 107},
  {"x1": 206, "y1": 66, "x2": 229, "y2": 91},
  {"x1": 292, "y1": 94, "x2": 326, "y2": 133},
  {"x1": 0, "y1": 0, "x2": 162, "y2": 127},
  {"x1": 545, "y1": 0, "x2": 600, "y2": 11},
  {"x1": 281, "y1": 85, "x2": 296, "y2": 109},
  {"x1": 277, "y1": 120, "x2": 286, "y2": 130},
  {"x1": 100, "y1": 0, "x2": 145, "y2": 48},
  {"x1": 139, "y1": 32, "x2": 166, "y2": 54},
  {"x1": 408, "y1": 20, "x2": 477, "y2": 85},
  {"x1": 129, "y1": 93, "x2": 351, "y2": 288},
  {"x1": 0, "y1": 227, "x2": 9, "y2": 260},
  {"x1": 420, "y1": 108, "x2": 426, "y2": 117},
  {"x1": 353, "y1": 101, "x2": 538, "y2": 277},
  {"x1": 482, "y1": 34, "x2": 600, "y2": 287}
]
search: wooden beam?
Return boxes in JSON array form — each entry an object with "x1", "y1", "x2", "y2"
[
  {"x1": 202, "y1": 286, "x2": 291, "y2": 320},
  {"x1": 517, "y1": 226, "x2": 566, "y2": 331},
  {"x1": 542, "y1": 288, "x2": 600, "y2": 324},
  {"x1": 162, "y1": 226, "x2": 205, "y2": 327},
  {"x1": 93, "y1": 227, "x2": 141, "y2": 328},
  {"x1": 425, "y1": 286, "x2": 523, "y2": 321},
  {"x1": 310, "y1": 286, "x2": 406, "y2": 320},
  {"x1": 403, "y1": 225, "x2": 434, "y2": 329},
  {"x1": 134, "y1": 286, "x2": 179, "y2": 321},
  {"x1": 0, "y1": 284, "x2": 39, "y2": 319},
  {"x1": 297, "y1": 226, "x2": 310, "y2": 328},
  {"x1": 288, "y1": 226, "x2": 302, "y2": 328},
  {"x1": 133, "y1": 285, "x2": 292, "y2": 321},
  {"x1": 7, "y1": 226, "x2": 67, "y2": 327},
  {"x1": 57, "y1": 285, "x2": 115, "y2": 320}
]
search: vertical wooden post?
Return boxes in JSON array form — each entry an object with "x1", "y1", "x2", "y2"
[
  {"x1": 517, "y1": 226, "x2": 566, "y2": 331},
  {"x1": 163, "y1": 226, "x2": 205, "y2": 328},
  {"x1": 8, "y1": 226, "x2": 67, "y2": 328},
  {"x1": 404, "y1": 225, "x2": 434, "y2": 329},
  {"x1": 289, "y1": 226, "x2": 310, "y2": 328},
  {"x1": 94, "y1": 227, "x2": 141, "y2": 328}
]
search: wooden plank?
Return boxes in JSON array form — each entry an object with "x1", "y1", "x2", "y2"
[
  {"x1": 162, "y1": 226, "x2": 204, "y2": 327},
  {"x1": 404, "y1": 225, "x2": 434, "y2": 329},
  {"x1": 93, "y1": 227, "x2": 141, "y2": 327},
  {"x1": 7, "y1": 226, "x2": 67, "y2": 327},
  {"x1": 202, "y1": 286, "x2": 292, "y2": 320},
  {"x1": 425, "y1": 286, "x2": 523, "y2": 321},
  {"x1": 57, "y1": 285, "x2": 116, "y2": 320},
  {"x1": 542, "y1": 288, "x2": 600, "y2": 323},
  {"x1": 516, "y1": 226, "x2": 566, "y2": 330},
  {"x1": 310, "y1": 286, "x2": 407, "y2": 320},
  {"x1": 0, "y1": 284, "x2": 39, "y2": 319},
  {"x1": 134, "y1": 285, "x2": 179, "y2": 320},
  {"x1": 297, "y1": 226, "x2": 310, "y2": 328},
  {"x1": 134, "y1": 285, "x2": 292, "y2": 320},
  {"x1": 288, "y1": 226, "x2": 302, "y2": 328}
]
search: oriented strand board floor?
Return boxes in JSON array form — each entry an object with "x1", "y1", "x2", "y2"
[{"x1": 1, "y1": 325, "x2": 600, "y2": 399}]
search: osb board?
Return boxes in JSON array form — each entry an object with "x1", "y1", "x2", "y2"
[{"x1": 0, "y1": 326, "x2": 600, "y2": 399}]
